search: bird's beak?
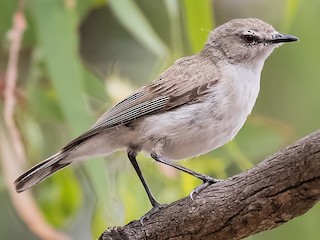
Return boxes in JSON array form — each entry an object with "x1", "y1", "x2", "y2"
[{"x1": 269, "y1": 33, "x2": 299, "y2": 44}]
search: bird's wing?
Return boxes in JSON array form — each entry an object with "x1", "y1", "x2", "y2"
[
  {"x1": 62, "y1": 56, "x2": 220, "y2": 151},
  {"x1": 91, "y1": 56, "x2": 220, "y2": 130}
]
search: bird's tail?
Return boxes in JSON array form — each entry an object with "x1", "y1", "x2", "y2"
[{"x1": 14, "y1": 151, "x2": 70, "y2": 193}]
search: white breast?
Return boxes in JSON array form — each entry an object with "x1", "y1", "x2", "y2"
[{"x1": 139, "y1": 63, "x2": 262, "y2": 160}]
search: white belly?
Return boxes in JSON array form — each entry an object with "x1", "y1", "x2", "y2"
[
  {"x1": 139, "y1": 64, "x2": 261, "y2": 160},
  {"x1": 140, "y1": 102, "x2": 246, "y2": 159}
]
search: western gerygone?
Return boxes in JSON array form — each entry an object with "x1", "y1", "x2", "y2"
[{"x1": 14, "y1": 18, "x2": 298, "y2": 220}]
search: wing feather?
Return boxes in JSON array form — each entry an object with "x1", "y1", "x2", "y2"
[{"x1": 61, "y1": 55, "x2": 220, "y2": 152}]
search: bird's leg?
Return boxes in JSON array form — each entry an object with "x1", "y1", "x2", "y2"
[
  {"x1": 127, "y1": 147, "x2": 166, "y2": 224},
  {"x1": 151, "y1": 140, "x2": 222, "y2": 200}
]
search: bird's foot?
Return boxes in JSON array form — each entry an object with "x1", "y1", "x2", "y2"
[
  {"x1": 190, "y1": 176, "x2": 222, "y2": 200},
  {"x1": 140, "y1": 203, "x2": 167, "y2": 225}
]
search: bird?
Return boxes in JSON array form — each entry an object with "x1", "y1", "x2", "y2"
[{"x1": 14, "y1": 18, "x2": 298, "y2": 220}]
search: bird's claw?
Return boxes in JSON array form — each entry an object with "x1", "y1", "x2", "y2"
[
  {"x1": 140, "y1": 203, "x2": 167, "y2": 225},
  {"x1": 190, "y1": 176, "x2": 222, "y2": 200}
]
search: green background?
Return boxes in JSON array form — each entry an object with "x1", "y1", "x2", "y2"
[{"x1": 0, "y1": 0, "x2": 319, "y2": 239}]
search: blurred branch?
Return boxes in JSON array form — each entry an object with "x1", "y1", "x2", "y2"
[
  {"x1": 99, "y1": 130, "x2": 320, "y2": 240},
  {"x1": 1, "y1": 1, "x2": 70, "y2": 239},
  {"x1": 4, "y1": 0, "x2": 27, "y2": 165}
]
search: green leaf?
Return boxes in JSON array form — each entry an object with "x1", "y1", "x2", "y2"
[
  {"x1": 0, "y1": 0, "x2": 18, "y2": 43},
  {"x1": 37, "y1": 168, "x2": 82, "y2": 227},
  {"x1": 108, "y1": 0, "x2": 169, "y2": 58},
  {"x1": 81, "y1": 66, "x2": 108, "y2": 103},
  {"x1": 28, "y1": 0, "x2": 90, "y2": 132},
  {"x1": 164, "y1": 0, "x2": 183, "y2": 58},
  {"x1": 183, "y1": 0, "x2": 214, "y2": 53},
  {"x1": 282, "y1": 0, "x2": 299, "y2": 30},
  {"x1": 27, "y1": 0, "x2": 111, "y2": 222}
]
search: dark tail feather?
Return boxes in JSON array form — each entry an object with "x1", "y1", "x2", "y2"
[{"x1": 14, "y1": 151, "x2": 70, "y2": 193}]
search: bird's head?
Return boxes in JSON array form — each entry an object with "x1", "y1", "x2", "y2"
[{"x1": 202, "y1": 18, "x2": 298, "y2": 66}]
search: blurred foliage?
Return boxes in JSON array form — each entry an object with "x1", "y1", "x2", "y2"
[{"x1": 0, "y1": 0, "x2": 319, "y2": 239}]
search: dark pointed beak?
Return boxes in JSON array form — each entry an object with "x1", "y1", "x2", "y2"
[{"x1": 269, "y1": 33, "x2": 299, "y2": 44}]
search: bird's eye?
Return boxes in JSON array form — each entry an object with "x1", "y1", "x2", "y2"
[{"x1": 242, "y1": 34, "x2": 257, "y2": 44}]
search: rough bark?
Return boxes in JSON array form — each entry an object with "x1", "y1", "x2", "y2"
[{"x1": 99, "y1": 130, "x2": 320, "y2": 240}]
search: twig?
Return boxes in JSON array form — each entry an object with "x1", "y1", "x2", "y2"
[{"x1": 4, "y1": 1, "x2": 27, "y2": 165}]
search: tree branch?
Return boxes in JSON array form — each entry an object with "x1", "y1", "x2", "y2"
[{"x1": 99, "y1": 130, "x2": 320, "y2": 240}]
